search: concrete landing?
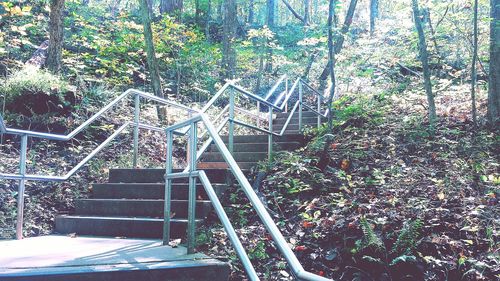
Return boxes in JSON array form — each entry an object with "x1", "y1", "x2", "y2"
[{"x1": 0, "y1": 235, "x2": 230, "y2": 281}]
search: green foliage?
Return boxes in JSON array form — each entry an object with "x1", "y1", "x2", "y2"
[
  {"x1": 391, "y1": 219, "x2": 423, "y2": 255},
  {"x1": 355, "y1": 217, "x2": 385, "y2": 253},
  {"x1": 248, "y1": 241, "x2": 269, "y2": 260}
]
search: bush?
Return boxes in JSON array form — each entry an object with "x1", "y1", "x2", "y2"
[{"x1": 1, "y1": 66, "x2": 74, "y2": 117}]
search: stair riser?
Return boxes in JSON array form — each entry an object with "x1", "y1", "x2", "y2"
[
  {"x1": 273, "y1": 117, "x2": 326, "y2": 126},
  {"x1": 272, "y1": 123, "x2": 319, "y2": 132},
  {"x1": 202, "y1": 152, "x2": 267, "y2": 162},
  {"x1": 0, "y1": 263, "x2": 231, "y2": 281},
  {"x1": 55, "y1": 217, "x2": 192, "y2": 239},
  {"x1": 219, "y1": 134, "x2": 304, "y2": 143},
  {"x1": 75, "y1": 200, "x2": 211, "y2": 219},
  {"x1": 92, "y1": 184, "x2": 227, "y2": 200},
  {"x1": 109, "y1": 169, "x2": 226, "y2": 184},
  {"x1": 276, "y1": 111, "x2": 321, "y2": 118},
  {"x1": 208, "y1": 142, "x2": 300, "y2": 152}
]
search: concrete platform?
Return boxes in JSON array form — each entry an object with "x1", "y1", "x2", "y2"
[{"x1": 0, "y1": 235, "x2": 229, "y2": 281}]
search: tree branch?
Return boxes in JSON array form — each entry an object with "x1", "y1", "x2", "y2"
[{"x1": 280, "y1": 0, "x2": 305, "y2": 23}]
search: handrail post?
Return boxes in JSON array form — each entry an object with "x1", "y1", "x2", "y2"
[
  {"x1": 187, "y1": 121, "x2": 198, "y2": 254},
  {"x1": 257, "y1": 101, "x2": 261, "y2": 127},
  {"x1": 268, "y1": 107, "x2": 273, "y2": 162},
  {"x1": 16, "y1": 134, "x2": 28, "y2": 240},
  {"x1": 132, "y1": 93, "x2": 140, "y2": 168},
  {"x1": 163, "y1": 130, "x2": 173, "y2": 245},
  {"x1": 285, "y1": 78, "x2": 289, "y2": 113},
  {"x1": 317, "y1": 93, "x2": 321, "y2": 129},
  {"x1": 298, "y1": 81, "x2": 303, "y2": 131},
  {"x1": 228, "y1": 88, "x2": 235, "y2": 155}
]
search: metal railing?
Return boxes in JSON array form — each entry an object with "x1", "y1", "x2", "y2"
[
  {"x1": 0, "y1": 89, "x2": 197, "y2": 239},
  {"x1": 164, "y1": 113, "x2": 330, "y2": 281},
  {"x1": 0, "y1": 76, "x2": 331, "y2": 280}
]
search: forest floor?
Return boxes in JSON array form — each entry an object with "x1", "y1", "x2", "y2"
[{"x1": 199, "y1": 85, "x2": 499, "y2": 280}]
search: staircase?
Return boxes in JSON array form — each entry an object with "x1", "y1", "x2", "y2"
[
  {"x1": 55, "y1": 110, "x2": 322, "y2": 239},
  {"x1": 1, "y1": 77, "x2": 332, "y2": 281}
]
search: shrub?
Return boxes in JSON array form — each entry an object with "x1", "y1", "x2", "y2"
[{"x1": 1, "y1": 66, "x2": 73, "y2": 116}]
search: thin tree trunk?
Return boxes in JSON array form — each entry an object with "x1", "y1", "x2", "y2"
[
  {"x1": 160, "y1": 0, "x2": 183, "y2": 20},
  {"x1": 488, "y1": 0, "x2": 500, "y2": 125},
  {"x1": 412, "y1": 0, "x2": 437, "y2": 126},
  {"x1": 281, "y1": 0, "x2": 306, "y2": 24},
  {"x1": 248, "y1": 0, "x2": 255, "y2": 24},
  {"x1": 195, "y1": 0, "x2": 200, "y2": 24},
  {"x1": 319, "y1": 0, "x2": 358, "y2": 81},
  {"x1": 221, "y1": 0, "x2": 237, "y2": 80},
  {"x1": 318, "y1": 0, "x2": 337, "y2": 170},
  {"x1": 139, "y1": 0, "x2": 164, "y2": 120},
  {"x1": 46, "y1": 0, "x2": 65, "y2": 73},
  {"x1": 304, "y1": 0, "x2": 311, "y2": 25},
  {"x1": 369, "y1": 0, "x2": 378, "y2": 36},
  {"x1": 471, "y1": 0, "x2": 478, "y2": 126},
  {"x1": 205, "y1": 0, "x2": 211, "y2": 40},
  {"x1": 267, "y1": 0, "x2": 276, "y2": 27}
]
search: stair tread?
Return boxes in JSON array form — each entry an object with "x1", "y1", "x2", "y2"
[{"x1": 57, "y1": 215, "x2": 201, "y2": 222}]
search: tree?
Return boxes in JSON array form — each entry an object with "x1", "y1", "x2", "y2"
[
  {"x1": 267, "y1": 0, "x2": 276, "y2": 27},
  {"x1": 139, "y1": 0, "x2": 164, "y2": 117},
  {"x1": 248, "y1": 0, "x2": 255, "y2": 24},
  {"x1": 160, "y1": 0, "x2": 183, "y2": 20},
  {"x1": 281, "y1": 0, "x2": 308, "y2": 25},
  {"x1": 369, "y1": 0, "x2": 379, "y2": 36},
  {"x1": 304, "y1": 0, "x2": 311, "y2": 25},
  {"x1": 471, "y1": 0, "x2": 479, "y2": 126},
  {"x1": 326, "y1": 0, "x2": 336, "y2": 130},
  {"x1": 46, "y1": 0, "x2": 65, "y2": 73},
  {"x1": 488, "y1": 0, "x2": 500, "y2": 125},
  {"x1": 319, "y1": 0, "x2": 359, "y2": 81},
  {"x1": 221, "y1": 0, "x2": 237, "y2": 80},
  {"x1": 412, "y1": 0, "x2": 437, "y2": 126}
]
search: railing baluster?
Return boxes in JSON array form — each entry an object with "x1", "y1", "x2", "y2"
[
  {"x1": 298, "y1": 81, "x2": 303, "y2": 131},
  {"x1": 132, "y1": 93, "x2": 140, "y2": 168},
  {"x1": 268, "y1": 107, "x2": 273, "y2": 162},
  {"x1": 317, "y1": 93, "x2": 321, "y2": 129},
  {"x1": 187, "y1": 121, "x2": 198, "y2": 254},
  {"x1": 228, "y1": 88, "x2": 235, "y2": 155},
  {"x1": 163, "y1": 130, "x2": 173, "y2": 245},
  {"x1": 16, "y1": 134, "x2": 28, "y2": 240}
]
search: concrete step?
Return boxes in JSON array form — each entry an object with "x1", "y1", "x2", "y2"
[
  {"x1": 75, "y1": 199, "x2": 212, "y2": 219},
  {"x1": 201, "y1": 152, "x2": 267, "y2": 162},
  {"x1": 272, "y1": 123, "x2": 319, "y2": 132},
  {"x1": 219, "y1": 134, "x2": 303, "y2": 143},
  {"x1": 0, "y1": 236, "x2": 231, "y2": 281},
  {"x1": 197, "y1": 162, "x2": 257, "y2": 171},
  {"x1": 55, "y1": 215, "x2": 200, "y2": 238},
  {"x1": 273, "y1": 117, "x2": 326, "y2": 125},
  {"x1": 276, "y1": 110, "x2": 320, "y2": 118},
  {"x1": 208, "y1": 142, "x2": 300, "y2": 152},
  {"x1": 92, "y1": 183, "x2": 227, "y2": 200},
  {"x1": 109, "y1": 169, "x2": 226, "y2": 184}
]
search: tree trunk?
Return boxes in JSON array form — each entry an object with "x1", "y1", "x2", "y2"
[
  {"x1": 267, "y1": 0, "x2": 276, "y2": 27},
  {"x1": 412, "y1": 0, "x2": 437, "y2": 126},
  {"x1": 195, "y1": 0, "x2": 200, "y2": 24},
  {"x1": 304, "y1": 0, "x2": 311, "y2": 25},
  {"x1": 319, "y1": 0, "x2": 358, "y2": 81},
  {"x1": 471, "y1": 0, "x2": 478, "y2": 126},
  {"x1": 281, "y1": 0, "x2": 306, "y2": 24},
  {"x1": 139, "y1": 0, "x2": 164, "y2": 119},
  {"x1": 248, "y1": 0, "x2": 255, "y2": 23},
  {"x1": 46, "y1": 0, "x2": 65, "y2": 73},
  {"x1": 488, "y1": 0, "x2": 500, "y2": 125},
  {"x1": 369, "y1": 0, "x2": 378, "y2": 36},
  {"x1": 318, "y1": 0, "x2": 337, "y2": 170},
  {"x1": 205, "y1": 0, "x2": 211, "y2": 40},
  {"x1": 221, "y1": 0, "x2": 237, "y2": 80},
  {"x1": 160, "y1": 0, "x2": 183, "y2": 20}
]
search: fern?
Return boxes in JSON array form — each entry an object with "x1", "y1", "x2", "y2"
[
  {"x1": 359, "y1": 217, "x2": 385, "y2": 252},
  {"x1": 391, "y1": 219, "x2": 423, "y2": 255}
]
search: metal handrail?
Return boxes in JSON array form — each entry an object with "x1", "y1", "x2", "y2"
[
  {"x1": 0, "y1": 73, "x2": 331, "y2": 279},
  {"x1": 164, "y1": 113, "x2": 331, "y2": 281}
]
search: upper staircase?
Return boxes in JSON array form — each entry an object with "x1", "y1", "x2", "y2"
[{"x1": 55, "y1": 110, "x2": 323, "y2": 239}]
